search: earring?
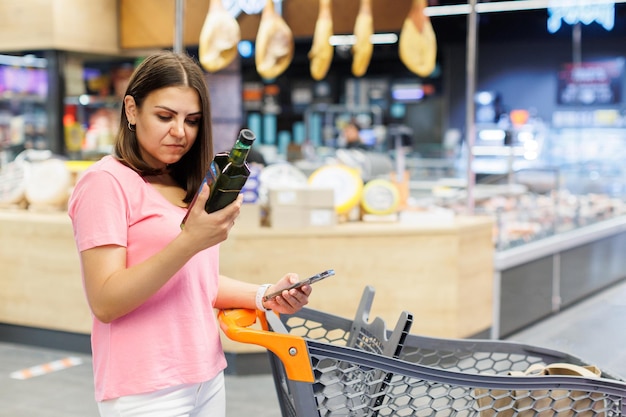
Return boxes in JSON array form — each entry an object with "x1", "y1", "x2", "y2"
[{"x1": 128, "y1": 122, "x2": 136, "y2": 132}]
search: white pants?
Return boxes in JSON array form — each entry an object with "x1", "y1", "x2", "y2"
[{"x1": 97, "y1": 372, "x2": 225, "y2": 417}]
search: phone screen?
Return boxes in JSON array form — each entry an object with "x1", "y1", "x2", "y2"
[{"x1": 262, "y1": 269, "x2": 335, "y2": 302}]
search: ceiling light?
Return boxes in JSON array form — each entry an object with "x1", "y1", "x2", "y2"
[
  {"x1": 329, "y1": 33, "x2": 398, "y2": 47},
  {"x1": 0, "y1": 54, "x2": 47, "y2": 68},
  {"x1": 424, "y1": 0, "x2": 624, "y2": 16}
]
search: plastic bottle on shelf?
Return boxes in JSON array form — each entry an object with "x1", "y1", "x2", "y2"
[{"x1": 63, "y1": 113, "x2": 84, "y2": 154}]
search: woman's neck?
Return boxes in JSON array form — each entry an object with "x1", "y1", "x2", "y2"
[{"x1": 144, "y1": 173, "x2": 187, "y2": 208}]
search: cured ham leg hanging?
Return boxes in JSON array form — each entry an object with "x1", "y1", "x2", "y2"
[
  {"x1": 309, "y1": 0, "x2": 334, "y2": 81},
  {"x1": 198, "y1": 0, "x2": 241, "y2": 73},
  {"x1": 351, "y1": 0, "x2": 374, "y2": 77},
  {"x1": 255, "y1": 0, "x2": 295, "y2": 80},
  {"x1": 399, "y1": 0, "x2": 437, "y2": 77}
]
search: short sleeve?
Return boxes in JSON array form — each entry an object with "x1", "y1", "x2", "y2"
[{"x1": 68, "y1": 169, "x2": 129, "y2": 252}]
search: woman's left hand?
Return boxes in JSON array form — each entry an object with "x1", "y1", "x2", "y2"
[{"x1": 263, "y1": 273, "x2": 311, "y2": 314}]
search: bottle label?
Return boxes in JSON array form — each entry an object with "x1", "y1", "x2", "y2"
[
  {"x1": 179, "y1": 160, "x2": 220, "y2": 228},
  {"x1": 199, "y1": 159, "x2": 220, "y2": 193}
]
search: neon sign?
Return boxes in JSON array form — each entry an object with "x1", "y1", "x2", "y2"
[{"x1": 547, "y1": 0, "x2": 615, "y2": 33}]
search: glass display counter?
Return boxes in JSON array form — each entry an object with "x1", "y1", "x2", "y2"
[
  {"x1": 405, "y1": 125, "x2": 626, "y2": 250},
  {"x1": 403, "y1": 125, "x2": 626, "y2": 339}
]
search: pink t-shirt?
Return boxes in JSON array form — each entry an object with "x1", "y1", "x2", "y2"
[{"x1": 68, "y1": 155, "x2": 226, "y2": 401}]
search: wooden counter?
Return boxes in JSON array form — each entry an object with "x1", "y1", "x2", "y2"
[
  {"x1": 0, "y1": 211, "x2": 91, "y2": 334},
  {"x1": 0, "y1": 210, "x2": 494, "y2": 352},
  {"x1": 220, "y1": 216, "x2": 494, "y2": 351}
]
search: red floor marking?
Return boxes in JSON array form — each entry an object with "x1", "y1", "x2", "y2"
[{"x1": 9, "y1": 356, "x2": 84, "y2": 380}]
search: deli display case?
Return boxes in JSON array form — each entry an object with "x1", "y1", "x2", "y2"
[{"x1": 405, "y1": 120, "x2": 626, "y2": 339}]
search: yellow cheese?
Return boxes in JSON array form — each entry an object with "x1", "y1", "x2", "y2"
[
  {"x1": 361, "y1": 179, "x2": 400, "y2": 215},
  {"x1": 308, "y1": 165, "x2": 363, "y2": 214}
]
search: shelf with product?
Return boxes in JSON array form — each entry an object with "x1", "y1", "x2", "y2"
[
  {"x1": 63, "y1": 95, "x2": 121, "y2": 160},
  {"x1": 0, "y1": 55, "x2": 51, "y2": 162},
  {"x1": 62, "y1": 58, "x2": 135, "y2": 160},
  {"x1": 0, "y1": 96, "x2": 48, "y2": 157},
  {"x1": 0, "y1": 51, "x2": 136, "y2": 166}
]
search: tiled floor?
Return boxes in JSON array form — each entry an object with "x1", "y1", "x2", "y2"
[
  {"x1": 506, "y1": 279, "x2": 626, "y2": 380},
  {"x1": 1, "y1": 279, "x2": 625, "y2": 417},
  {"x1": 0, "y1": 340, "x2": 282, "y2": 417}
]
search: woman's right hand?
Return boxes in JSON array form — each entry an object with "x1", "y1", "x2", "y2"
[
  {"x1": 181, "y1": 184, "x2": 243, "y2": 252},
  {"x1": 79, "y1": 183, "x2": 242, "y2": 323}
]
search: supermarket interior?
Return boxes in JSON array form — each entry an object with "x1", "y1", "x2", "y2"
[{"x1": 2, "y1": 0, "x2": 626, "y2": 416}]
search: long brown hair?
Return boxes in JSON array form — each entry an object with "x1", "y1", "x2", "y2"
[{"x1": 114, "y1": 50, "x2": 213, "y2": 203}]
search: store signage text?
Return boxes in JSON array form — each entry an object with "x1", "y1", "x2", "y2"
[
  {"x1": 547, "y1": 0, "x2": 615, "y2": 33},
  {"x1": 557, "y1": 59, "x2": 624, "y2": 105}
]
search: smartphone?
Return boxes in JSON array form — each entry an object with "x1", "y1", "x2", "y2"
[{"x1": 263, "y1": 269, "x2": 335, "y2": 302}]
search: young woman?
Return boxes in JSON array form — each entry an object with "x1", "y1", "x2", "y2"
[{"x1": 68, "y1": 51, "x2": 311, "y2": 416}]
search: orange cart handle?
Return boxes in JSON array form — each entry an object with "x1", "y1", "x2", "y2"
[{"x1": 217, "y1": 309, "x2": 315, "y2": 383}]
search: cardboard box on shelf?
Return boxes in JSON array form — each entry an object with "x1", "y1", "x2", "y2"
[
  {"x1": 268, "y1": 187, "x2": 334, "y2": 209},
  {"x1": 266, "y1": 186, "x2": 336, "y2": 228},
  {"x1": 236, "y1": 203, "x2": 262, "y2": 229},
  {"x1": 268, "y1": 205, "x2": 336, "y2": 229}
]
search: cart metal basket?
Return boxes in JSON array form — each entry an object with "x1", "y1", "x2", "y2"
[{"x1": 218, "y1": 286, "x2": 626, "y2": 417}]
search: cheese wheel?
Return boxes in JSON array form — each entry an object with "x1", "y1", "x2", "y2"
[
  {"x1": 308, "y1": 165, "x2": 363, "y2": 214},
  {"x1": 25, "y1": 159, "x2": 72, "y2": 208},
  {"x1": 0, "y1": 160, "x2": 30, "y2": 205},
  {"x1": 361, "y1": 179, "x2": 400, "y2": 215},
  {"x1": 258, "y1": 163, "x2": 308, "y2": 205}
]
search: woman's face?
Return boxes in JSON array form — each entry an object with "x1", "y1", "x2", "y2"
[{"x1": 125, "y1": 86, "x2": 202, "y2": 169}]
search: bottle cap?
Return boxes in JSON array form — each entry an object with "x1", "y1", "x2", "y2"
[{"x1": 239, "y1": 129, "x2": 256, "y2": 146}]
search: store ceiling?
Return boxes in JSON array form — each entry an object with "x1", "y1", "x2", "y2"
[
  {"x1": 429, "y1": 3, "x2": 626, "y2": 43},
  {"x1": 120, "y1": 0, "x2": 626, "y2": 50}
]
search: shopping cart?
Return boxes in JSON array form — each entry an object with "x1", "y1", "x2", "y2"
[{"x1": 218, "y1": 286, "x2": 626, "y2": 416}]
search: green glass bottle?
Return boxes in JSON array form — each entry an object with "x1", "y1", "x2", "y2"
[
  {"x1": 204, "y1": 128, "x2": 256, "y2": 213},
  {"x1": 180, "y1": 128, "x2": 256, "y2": 228}
]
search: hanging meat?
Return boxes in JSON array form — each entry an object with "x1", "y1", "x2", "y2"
[
  {"x1": 308, "y1": 0, "x2": 334, "y2": 81},
  {"x1": 198, "y1": 0, "x2": 242, "y2": 73},
  {"x1": 351, "y1": 0, "x2": 374, "y2": 77},
  {"x1": 255, "y1": 0, "x2": 295, "y2": 80},
  {"x1": 399, "y1": 0, "x2": 437, "y2": 77}
]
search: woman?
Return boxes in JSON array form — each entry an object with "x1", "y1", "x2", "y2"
[{"x1": 68, "y1": 51, "x2": 311, "y2": 416}]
